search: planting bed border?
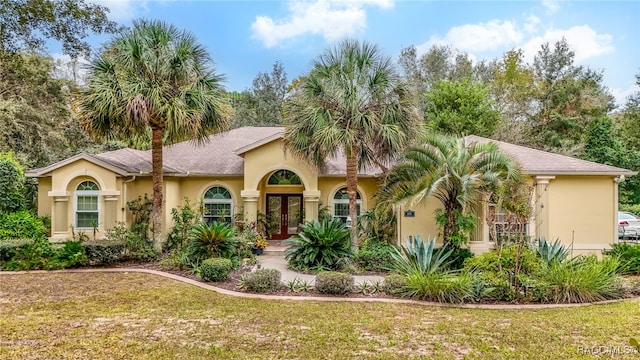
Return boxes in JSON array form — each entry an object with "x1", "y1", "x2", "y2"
[{"x1": 1, "y1": 268, "x2": 638, "y2": 310}]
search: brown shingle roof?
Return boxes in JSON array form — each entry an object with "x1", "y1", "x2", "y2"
[
  {"x1": 27, "y1": 128, "x2": 634, "y2": 178},
  {"x1": 465, "y1": 135, "x2": 635, "y2": 176}
]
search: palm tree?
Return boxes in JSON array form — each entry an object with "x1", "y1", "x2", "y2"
[
  {"x1": 379, "y1": 133, "x2": 521, "y2": 247},
  {"x1": 77, "y1": 19, "x2": 231, "y2": 250},
  {"x1": 284, "y1": 39, "x2": 420, "y2": 250}
]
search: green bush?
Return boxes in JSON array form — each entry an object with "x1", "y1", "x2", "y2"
[
  {"x1": 354, "y1": 239, "x2": 395, "y2": 272},
  {"x1": 0, "y1": 239, "x2": 31, "y2": 262},
  {"x1": 382, "y1": 274, "x2": 408, "y2": 296},
  {"x1": 606, "y1": 243, "x2": 640, "y2": 275},
  {"x1": 404, "y1": 271, "x2": 475, "y2": 303},
  {"x1": 165, "y1": 199, "x2": 199, "y2": 252},
  {"x1": 389, "y1": 238, "x2": 453, "y2": 276},
  {"x1": 0, "y1": 210, "x2": 46, "y2": 240},
  {"x1": 439, "y1": 246, "x2": 473, "y2": 270},
  {"x1": 53, "y1": 240, "x2": 88, "y2": 268},
  {"x1": 0, "y1": 152, "x2": 26, "y2": 213},
  {"x1": 533, "y1": 256, "x2": 624, "y2": 303},
  {"x1": 463, "y1": 246, "x2": 542, "y2": 301},
  {"x1": 2, "y1": 237, "x2": 54, "y2": 270},
  {"x1": 82, "y1": 242, "x2": 125, "y2": 265},
  {"x1": 315, "y1": 271, "x2": 354, "y2": 295},
  {"x1": 199, "y1": 257, "x2": 234, "y2": 282},
  {"x1": 283, "y1": 218, "x2": 351, "y2": 271},
  {"x1": 238, "y1": 268, "x2": 281, "y2": 293}
]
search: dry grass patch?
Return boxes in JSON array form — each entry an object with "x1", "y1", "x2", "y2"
[{"x1": 0, "y1": 272, "x2": 639, "y2": 359}]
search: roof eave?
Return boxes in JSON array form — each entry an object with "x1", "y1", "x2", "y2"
[
  {"x1": 25, "y1": 153, "x2": 130, "y2": 177},
  {"x1": 234, "y1": 131, "x2": 285, "y2": 155},
  {"x1": 524, "y1": 170, "x2": 637, "y2": 176}
]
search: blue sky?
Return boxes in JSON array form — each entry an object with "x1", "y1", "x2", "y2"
[{"x1": 64, "y1": 0, "x2": 639, "y2": 106}]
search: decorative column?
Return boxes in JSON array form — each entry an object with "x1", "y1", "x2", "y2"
[
  {"x1": 534, "y1": 176, "x2": 555, "y2": 241},
  {"x1": 241, "y1": 190, "x2": 260, "y2": 224},
  {"x1": 303, "y1": 190, "x2": 321, "y2": 222},
  {"x1": 49, "y1": 191, "x2": 70, "y2": 239}
]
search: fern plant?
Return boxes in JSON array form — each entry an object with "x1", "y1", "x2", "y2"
[{"x1": 283, "y1": 218, "x2": 351, "y2": 271}]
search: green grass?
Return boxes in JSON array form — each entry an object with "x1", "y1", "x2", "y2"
[{"x1": 1, "y1": 272, "x2": 639, "y2": 359}]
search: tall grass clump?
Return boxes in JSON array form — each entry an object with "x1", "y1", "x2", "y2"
[{"x1": 534, "y1": 256, "x2": 623, "y2": 303}]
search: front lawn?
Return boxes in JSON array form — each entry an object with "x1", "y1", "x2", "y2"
[{"x1": 1, "y1": 272, "x2": 639, "y2": 359}]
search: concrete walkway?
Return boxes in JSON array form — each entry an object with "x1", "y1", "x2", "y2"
[{"x1": 255, "y1": 254, "x2": 384, "y2": 286}]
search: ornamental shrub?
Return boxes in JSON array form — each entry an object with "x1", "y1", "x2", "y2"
[
  {"x1": 82, "y1": 242, "x2": 125, "y2": 265},
  {"x1": 0, "y1": 239, "x2": 31, "y2": 262},
  {"x1": 382, "y1": 274, "x2": 408, "y2": 296},
  {"x1": 606, "y1": 243, "x2": 640, "y2": 275},
  {"x1": 0, "y1": 152, "x2": 25, "y2": 213},
  {"x1": 283, "y1": 218, "x2": 351, "y2": 271},
  {"x1": 0, "y1": 210, "x2": 46, "y2": 240},
  {"x1": 354, "y1": 239, "x2": 395, "y2": 272},
  {"x1": 315, "y1": 271, "x2": 354, "y2": 295},
  {"x1": 238, "y1": 268, "x2": 281, "y2": 293},
  {"x1": 199, "y1": 257, "x2": 233, "y2": 282}
]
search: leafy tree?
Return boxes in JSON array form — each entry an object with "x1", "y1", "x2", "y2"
[
  {"x1": 0, "y1": 152, "x2": 26, "y2": 213},
  {"x1": 425, "y1": 78, "x2": 501, "y2": 137},
  {"x1": 77, "y1": 20, "x2": 232, "y2": 250},
  {"x1": 0, "y1": 0, "x2": 118, "y2": 57},
  {"x1": 0, "y1": 52, "x2": 100, "y2": 168},
  {"x1": 284, "y1": 39, "x2": 421, "y2": 250},
  {"x1": 231, "y1": 61, "x2": 288, "y2": 127},
  {"x1": 379, "y1": 133, "x2": 521, "y2": 247},
  {"x1": 530, "y1": 38, "x2": 614, "y2": 153}
]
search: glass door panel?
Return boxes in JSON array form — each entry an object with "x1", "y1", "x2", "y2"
[
  {"x1": 287, "y1": 196, "x2": 301, "y2": 235},
  {"x1": 267, "y1": 196, "x2": 282, "y2": 236}
]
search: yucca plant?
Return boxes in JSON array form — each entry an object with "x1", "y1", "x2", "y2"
[
  {"x1": 283, "y1": 218, "x2": 351, "y2": 271},
  {"x1": 187, "y1": 222, "x2": 237, "y2": 261},
  {"x1": 535, "y1": 238, "x2": 570, "y2": 265},
  {"x1": 388, "y1": 237, "x2": 453, "y2": 275}
]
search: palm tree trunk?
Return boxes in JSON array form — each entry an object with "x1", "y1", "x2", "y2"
[
  {"x1": 151, "y1": 126, "x2": 164, "y2": 252},
  {"x1": 346, "y1": 151, "x2": 359, "y2": 251}
]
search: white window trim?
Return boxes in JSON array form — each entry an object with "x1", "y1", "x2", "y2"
[
  {"x1": 331, "y1": 186, "x2": 363, "y2": 221},
  {"x1": 74, "y1": 182, "x2": 100, "y2": 230},
  {"x1": 203, "y1": 186, "x2": 234, "y2": 224}
]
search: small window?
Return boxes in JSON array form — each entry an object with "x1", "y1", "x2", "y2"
[
  {"x1": 75, "y1": 181, "x2": 99, "y2": 228},
  {"x1": 488, "y1": 204, "x2": 529, "y2": 242},
  {"x1": 267, "y1": 170, "x2": 302, "y2": 185},
  {"x1": 203, "y1": 186, "x2": 233, "y2": 224},
  {"x1": 333, "y1": 187, "x2": 362, "y2": 224}
]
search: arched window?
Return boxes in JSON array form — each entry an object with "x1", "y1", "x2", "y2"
[
  {"x1": 203, "y1": 186, "x2": 233, "y2": 224},
  {"x1": 267, "y1": 170, "x2": 302, "y2": 185},
  {"x1": 333, "y1": 187, "x2": 362, "y2": 224},
  {"x1": 75, "y1": 181, "x2": 99, "y2": 228}
]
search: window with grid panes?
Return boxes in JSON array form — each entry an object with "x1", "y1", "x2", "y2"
[
  {"x1": 75, "y1": 181, "x2": 99, "y2": 228},
  {"x1": 203, "y1": 186, "x2": 233, "y2": 224},
  {"x1": 333, "y1": 187, "x2": 361, "y2": 224}
]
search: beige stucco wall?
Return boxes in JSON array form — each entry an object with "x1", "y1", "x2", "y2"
[
  {"x1": 242, "y1": 140, "x2": 318, "y2": 191},
  {"x1": 396, "y1": 197, "x2": 443, "y2": 247},
  {"x1": 545, "y1": 175, "x2": 617, "y2": 254},
  {"x1": 45, "y1": 159, "x2": 123, "y2": 239},
  {"x1": 37, "y1": 177, "x2": 52, "y2": 218}
]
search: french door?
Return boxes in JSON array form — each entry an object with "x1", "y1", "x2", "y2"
[{"x1": 266, "y1": 194, "x2": 303, "y2": 240}]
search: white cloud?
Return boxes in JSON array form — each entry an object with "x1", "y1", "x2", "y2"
[
  {"x1": 612, "y1": 83, "x2": 639, "y2": 107},
  {"x1": 542, "y1": 0, "x2": 560, "y2": 14},
  {"x1": 51, "y1": 53, "x2": 91, "y2": 85},
  {"x1": 251, "y1": 0, "x2": 394, "y2": 48},
  {"x1": 524, "y1": 14, "x2": 540, "y2": 34},
  {"x1": 520, "y1": 25, "x2": 614, "y2": 63},
  {"x1": 88, "y1": 0, "x2": 147, "y2": 22},
  {"x1": 416, "y1": 20, "x2": 523, "y2": 54}
]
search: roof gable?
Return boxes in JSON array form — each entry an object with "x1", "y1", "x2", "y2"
[{"x1": 25, "y1": 153, "x2": 131, "y2": 177}]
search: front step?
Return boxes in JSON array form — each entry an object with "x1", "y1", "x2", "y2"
[
  {"x1": 263, "y1": 245, "x2": 288, "y2": 255},
  {"x1": 267, "y1": 239, "x2": 288, "y2": 247}
]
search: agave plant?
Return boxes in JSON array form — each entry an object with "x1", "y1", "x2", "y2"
[
  {"x1": 535, "y1": 238, "x2": 570, "y2": 265},
  {"x1": 388, "y1": 237, "x2": 454, "y2": 276},
  {"x1": 187, "y1": 222, "x2": 237, "y2": 261},
  {"x1": 283, "y1": 218, "x2": 351, "y2": 271}
]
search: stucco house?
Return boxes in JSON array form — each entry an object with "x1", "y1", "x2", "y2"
[{"x1": 26, "y1": 126, "x2": 635, "y2": 255}]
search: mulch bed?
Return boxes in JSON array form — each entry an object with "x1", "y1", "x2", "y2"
[{"x1": 110, "y1": 259, "x2": 395, "y2": 299}]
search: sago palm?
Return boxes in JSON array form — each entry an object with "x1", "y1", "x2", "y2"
[
  {"x1": 77, "y1": 20, "x2": 231, "y2": 250},
  {"x1": 284, "y1": 39, "x2": 420, "y2": 250},
  {"x1": 380, "y1": 133, "x2": 521, "y2": 247}
]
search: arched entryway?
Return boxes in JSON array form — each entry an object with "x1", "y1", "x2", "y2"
[{"x1": 264, "y1": 170, "x2": 304, "y2": 240}]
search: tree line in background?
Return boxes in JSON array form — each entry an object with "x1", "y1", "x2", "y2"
[{"x1": 1, "y1": 1, "x2": 639, "y2": 208}]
